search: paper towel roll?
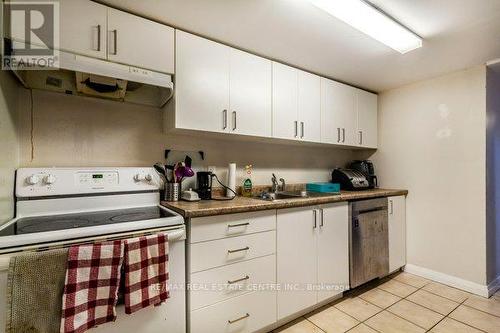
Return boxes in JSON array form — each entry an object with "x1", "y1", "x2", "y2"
[{"x1": 227, "y1": 163, "x2": 236, "y2": 198}]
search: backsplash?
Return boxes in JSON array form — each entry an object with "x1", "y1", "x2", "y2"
[{"x1": 15, "y1": 89, "x2": 359, "y2": 186}]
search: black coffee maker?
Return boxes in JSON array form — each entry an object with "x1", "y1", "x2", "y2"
[
  {"x1": 349, "y1": 160, "x2": 378, "y2": 189},
  {"x1": 196, "y1": 171, "x2": 213, "y2": 200}
]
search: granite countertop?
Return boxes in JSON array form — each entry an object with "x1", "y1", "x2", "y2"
[{"x1": 161, "y1": 188, "x2": 408, "y2": 218}]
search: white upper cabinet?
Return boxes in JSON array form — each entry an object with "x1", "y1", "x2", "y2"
[
  {"x1": 357, "y1": 89, "x2": 378, "y2": 148},
  {"x1": 272, "y1": 62, "x2": 298, "y2": 140},
  {"x1": 298, "y1": 71, "x2": 321, "y2": 142},
  {"x1": 272, "y1": 63, "x2": 321, "y2": 142},
  {"x1": 171, "y1": 31, "x2": 377, "y2": 148},
  {"x1": 321, "y1": 78, "x2": 357, "y2": 146},
  {"x1": 107, "y1": 8, "x2": 174, "y2": 73},
  {"x1": 229, "y1": 49, "x2": 272, "y2": 137},
  {"x1": 175, "y1": 30, "x2": 230, "y2": 133},
  {"x1": 175, "y1": 31, "x2": 271, "y2": 136},
  {"x1": 59, "y1": 0, "x2": 108, "y2": 59}
]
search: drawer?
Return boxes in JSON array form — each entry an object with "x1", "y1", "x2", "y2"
[
  {"x1": 190, "y1": 231, "x2": 276, "y2": 273},
  {"x1": 190, "y1": 289, "x2": 276, "y2": 333},
  {"x1": 190, "y1": 211, "x2": 276, "y2": 243},
  {"x1": 190, "y1": 255, "x2": 276, "y2": 310}
]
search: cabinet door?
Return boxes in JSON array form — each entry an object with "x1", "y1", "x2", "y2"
[
  {"x1": 175, "y1": 31, "x2": 230, "y2": 133},
  {"x1": 107, "y1": 8, "x2": 174, "y2": 73},
  {"x1": 229, "y1": 49, "x2": 272, "y2": 137},
  {"x1": 317, "y1": 203, "x2": 349, "y2": 302},
  {"x1": 357, "y1": 90, "x2": 378, "y2": 148},
  {"x1": 298, "y1": 70, "x2": 321, "y2": 142},
  {"x1": 272, "y1": 62, "x2": 298, "y2": 140},
  {"x1": 321, "y1": 79, "x2": 356, "y2": 146},
  {"x1": 277, "y1": 207, "x2": 317, "y2": 320},
  {"x1": 388, "y1": 196, "x2": 406, "y2": 272},
  {"x1": 59, "y1": 0, "x2": 108, "y2": 59}
]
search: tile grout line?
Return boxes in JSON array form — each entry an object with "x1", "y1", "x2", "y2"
[
  {"x1": 423, "y1": 297, "x2": 468, "y2": 332},
  {"x1": 303, "y1": 316, "x2": 327, "y2": 333}
]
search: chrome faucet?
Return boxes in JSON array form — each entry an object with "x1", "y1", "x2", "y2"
[
  {"x1": 271, "y1": 173, "x2": 278, "y2": 193},
  {"x1": 279, "y1": 178, "x2": 286, "y2": 192}
]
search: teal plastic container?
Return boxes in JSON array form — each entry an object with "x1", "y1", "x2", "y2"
[{"x1": 306, "y1": 182, "x2": 340, "y2": 193}]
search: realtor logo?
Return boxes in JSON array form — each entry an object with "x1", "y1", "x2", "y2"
[{"x1": 2, "y1": 1, "x2": 60, "y2": 70}]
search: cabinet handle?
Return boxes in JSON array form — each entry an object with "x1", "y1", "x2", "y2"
[
  {"x1": 228, "y1": 275, "x2": 250, "y2": 284},
  {"x1": 300, "y1": 122, "x2": 304, "y2": 138},
  {"x1": 320, "y1": 208, "x2": 324, "y2": 227},
  {"x1": 232, "y1": 111, "x2": 237, "y2": 131},
  {"x1": 390, "y1": 200, "x2": 394, "y2": 215},
  {"x1": 222, "y1": 110, "x2": 227, "y2": 130},
  {"x1": 337, "y1": 128, "x2": 341, "y2": 142},
  {"x1": 227, "y1": 222, "x2": 250, "y2": 228},
  {"x1": 92, "y1": 25, "x2": 101, "y2": 51},
  {"x1": 313, "y1": 210, "x2": 317, "y2": 229},
  {"x1": 294, "y1": 121, "x2": 298, "y2": 138},
  {"x1": 109, "y1": 29, "x2": 118, "y2": 55},
  {"x1": 359, "y1": 131, "x2": 363, "y2": 145},
  {"x1": 342, "y1": 128, "x2": 346, "y2": 143},
  {"x1": 228, "y1": 313, "x2": 250, "y2": 324},
  {"x1": 228, "y1": 246, "x2": 249, "y2": 254}
]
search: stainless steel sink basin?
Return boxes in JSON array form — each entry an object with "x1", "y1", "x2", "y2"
[{"x1": 255, "y1": 190, "x2": 338, "y2": 201}]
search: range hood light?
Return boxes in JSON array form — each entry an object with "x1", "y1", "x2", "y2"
[{"x1": 310, "y1": 0, "x2": 422, "y2": 54}]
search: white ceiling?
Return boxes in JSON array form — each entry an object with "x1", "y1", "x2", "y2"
[{"x1": 99, "y1": 0, "x2": 500, "y2": 92}]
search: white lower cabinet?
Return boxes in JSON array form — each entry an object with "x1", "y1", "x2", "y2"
[
  {"x1": 190, "y1": 255, "x2": 276, "y2": 310},
  {"x1": 277, "y1": 203, "x2": 349, "y2": 320},
  {"x1": 190, "y1": 289, "x2": 277, "y2": 333},
  {"x1": 388, "y1": 196, "x2": 406, "y2": 272},
  {"x1": 189, "y1": 212, "x2": 277, "y2": 333}
]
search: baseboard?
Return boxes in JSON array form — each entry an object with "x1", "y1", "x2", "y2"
[
  {"x1": 487, "y1": 275, "x2": 500, "y2": 297},
  {"x1": 404, "y1": 264, "x2": 490, "y2": 297}
]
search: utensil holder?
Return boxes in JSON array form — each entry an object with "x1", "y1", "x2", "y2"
[{"x1": 164, "y1": 183, "x2": 180, "y2": 202}]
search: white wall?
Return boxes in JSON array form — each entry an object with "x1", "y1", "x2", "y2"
[
  {"x1": 486, "y1": 63, "x2": 500, "y2": 284},
  {"x1": 0, "y1": 71, "x2": 20, "y2": 223},
  {"x1": 370, "y1": 66, "x2": 488, "y2": 285},
  {"x1": 16, "y1": 89, "x2": 354, "y2": 187}
]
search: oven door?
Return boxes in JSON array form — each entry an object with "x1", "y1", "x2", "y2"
[{"x1": 0, "y1": 227, "x2": 186, "y2": 333}]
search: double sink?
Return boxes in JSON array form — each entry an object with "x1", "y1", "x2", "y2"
[{"x1": 255, "y1": 190, "x2": 338, "y2": 201}]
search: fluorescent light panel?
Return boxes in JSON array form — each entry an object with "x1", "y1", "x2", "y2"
[{"x1": 311, "y1": 0, "x2": 422, "y2": 54}]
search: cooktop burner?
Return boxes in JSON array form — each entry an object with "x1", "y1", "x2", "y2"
[{"x1": 1, "y1": 206, "x2": 177, "y2": 236}]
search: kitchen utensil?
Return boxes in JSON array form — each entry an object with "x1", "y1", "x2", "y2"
[
  {"x1": 185, "y1": 155, "x2": 192, "y2": 168},
  {"x1": 153, "y1": 163, "x2": 167, "y2": 182}
]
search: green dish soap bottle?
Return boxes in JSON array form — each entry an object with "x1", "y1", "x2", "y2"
[{"x1": 242, "y1": 165, "x2": 253, "y2": 197}]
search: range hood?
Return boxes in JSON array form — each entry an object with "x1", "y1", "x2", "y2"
[{"x1": 9, "y1": 50, "x2": 174, "y2": 108}]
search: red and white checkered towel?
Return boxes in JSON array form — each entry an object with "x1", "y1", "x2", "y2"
[
  {"x1": 123, "y1": 233, "x2": 169, "y2": 314},
  {"x1": 60, "y1": 240, "x2": 124, "y2": 333}
]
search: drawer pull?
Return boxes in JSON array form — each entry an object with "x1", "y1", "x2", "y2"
[
  {"x1": 227, "y1": 275, "x2": 250, "y2": 284},
  {"x1": 227, "y1": 246, "x2": 250, "y2": 254},
  {"x1": 227, "y1": 222, "x2": 250, "y2": 228},
  {"x1": 228, "y1": 313, "x2": 250, "y2": 324}
]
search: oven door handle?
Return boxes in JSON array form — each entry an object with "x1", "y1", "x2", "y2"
[{"x1": 164, "y1": 228, "x2": 185, "y2": 241}]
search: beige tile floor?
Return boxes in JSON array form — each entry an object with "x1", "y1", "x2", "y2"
[{"x1": 274, "y1": 272, "x2": 500, "y2": 333}]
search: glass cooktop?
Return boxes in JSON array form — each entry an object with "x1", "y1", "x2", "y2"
[{"x1": 0, "y1": 206, "x2": 177, "y2": 236}]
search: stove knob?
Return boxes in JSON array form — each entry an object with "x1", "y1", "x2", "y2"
[
  {"x1": 27, "y1": 175, "x2": 40, "y2": 185},
  {"x1": 44, "y1": 174, "x2": 57, "y2": 185},
  {"x1": 134, "y1": 174, "x2": 144, "y2": 182},
  {"x1": 144, "y1": 174, "x2": 152, "y2": 182}
]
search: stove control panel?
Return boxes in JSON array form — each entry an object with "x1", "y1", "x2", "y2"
[{"x1": 16, "y1": 167, "x2": 160, "y2": 198}]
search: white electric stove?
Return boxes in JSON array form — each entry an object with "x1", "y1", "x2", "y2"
[{"x1": 0, "y1": 167, "x2": 186, "y2": 333}]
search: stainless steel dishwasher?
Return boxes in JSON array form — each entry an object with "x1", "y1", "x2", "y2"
[{"x1": 349, "y1": 198, "x2": 389, "y2": 288}]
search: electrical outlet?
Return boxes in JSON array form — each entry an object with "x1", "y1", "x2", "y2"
[{"x1": 207, "y1": 166, "x2": 216, "y2": 174}]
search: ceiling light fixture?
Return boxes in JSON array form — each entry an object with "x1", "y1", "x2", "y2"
[{"x1": 310, "y1": 0, "x2": 422, "y2": 54}]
